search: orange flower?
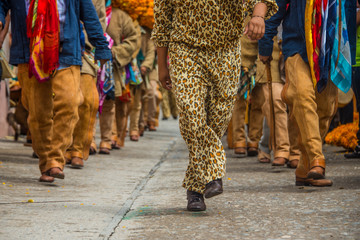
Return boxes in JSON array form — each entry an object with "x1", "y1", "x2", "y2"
[{"x1": 325, "y1": 122, "x2": 359, "y2": 150}]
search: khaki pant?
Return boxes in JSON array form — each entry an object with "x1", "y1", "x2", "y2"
[
  {"x1": 99, "y1": 98, "x2": 130, "y2": 149},
  {"x1": 66, "y1": 74, "x2": 99, "y2": 160},
  {"x1": 283, "y1": 54, "x2": 337, "y2": 178},
  {"x1": 18, "y1": 64, "x2": 82, "y2": 173},
  {"x1": 160, "y1": 87, "x2": 178, "y2": 119},
  {"x1": 247, "y1": 84, "x2": 264, "y2": 147},
  {"x1": 261, "y1": 82, "x2": 289, "y2": 159},
  {"x1": 129, "y1": 83, "x2": 144, "y2": 136},
  {"x1": 232, "y1": 94, "x2": 247, "y2": 148}
]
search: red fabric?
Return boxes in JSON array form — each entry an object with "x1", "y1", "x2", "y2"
[
  {"x1": 26, "y1": 0, "x2": 59, "y2": 75},
  {"x1": 312, "y1": 0, "x2": 322, "y2": 83}
]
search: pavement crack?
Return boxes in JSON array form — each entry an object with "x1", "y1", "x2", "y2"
[{"x1": 97, "y1": 139, "x2": 178, "y2": 240}]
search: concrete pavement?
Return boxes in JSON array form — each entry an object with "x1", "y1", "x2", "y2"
[{"x1": 0, "y1": 118, "x2": 360, "y2": 240}]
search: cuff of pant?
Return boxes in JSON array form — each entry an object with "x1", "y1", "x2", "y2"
[
  {"x1": 130, "y1": 130, "x2": 139, "y2": 136},
  {"x1": 64, "y1": 151, "x2": 72, "y2": 160},
  {"x1": 274, "y1": 151, "x2": 290, "y2": 160},
  {"x1": 247, "y1": 142, "x2": 259, "y2": 148},
  {"x1": 258, "y1": 149, "x2": 271, "y2": 160},
  {"x1": 111, "y1": 135, "x2": 117, "y2": 142},
  {"x1": 234, "y1": 141, "x2": 247, "y2": 148},
  {"x1": 70, "y1": 151, "x2": 84, "y2": 160},
  {"x1": 100, "y1": 141, "x2": 111, "y2": 149},
  {"x1": 289, "y1": 154, "x2": 300, "y2": 161},
  {"x1": 43, "y1": 159, "x2": 64, "y2": 173}
]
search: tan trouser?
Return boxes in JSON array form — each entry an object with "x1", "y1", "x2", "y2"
[
  {"x1": 232, "y1": 93, "x2": 247, "y2": 148},
  {"x1": 248, "y1": 84, "x2": 264, "y2": 147},
  {"x1": 66, "y1": 74, "x2": 99, "y2": 161},
  {"x1": 283, "y1": 54, "x2": 337, "y2": 178},
  {"x1": 288, "y1": 117, "x2": 301, "y2": 161},
  {"x1": 18, "y1": 64, "x2": 82, "y2": 173},
  {"x1": 261, "y1": 82, "x2": 290, "y2": 159},
  {"x1": 99, "y1": 98, "x2": 130, "y2": 149},
  {"x1": 160, "y1": 88, "x2": 178, "y2": 119},
  {"x1": 129, "y1": 83, "x2": 144, "y2": 136}
]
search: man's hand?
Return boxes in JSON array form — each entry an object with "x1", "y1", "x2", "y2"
[
  {"x1": 259, "y1": 55, "x2": 272, "y2": 64},
  {"x1": 244, "y1": 16, "x2": 265, "y2": 41},
  {"x1": 157, "y1": 47, "x2": 172, "y2": 90},
  {"x1": 0, "y1": 21, "x2": 2, "y2": 30},
  {"x1": 99, "y1": 59, "x2": 109, "y2": 69},
  {"x1": 158, "y1": 65, "x2": 172, "y2": 90},
  {"x1": 140, "y1": 66, "x2": 148, "y2": 76}
]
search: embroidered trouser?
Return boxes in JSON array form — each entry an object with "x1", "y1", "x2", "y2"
[
  {"x1": 169, "y1": 42, "x2": 241, "y2": 194},
  {"x1": 66, "y1": 73, "x2": 99, "y2": 161},
  {"x1": 18, "y1": 64, "x2": 82, "y2": 173},
  {"x1": 283, "y1": 54, "x2": 337, "y2": 179}
]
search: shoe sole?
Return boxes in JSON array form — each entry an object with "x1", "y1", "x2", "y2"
[
  {"x1": 70, "y1": 165, "x2": 83, "y2": 169},
  {"x1": 307, "y1": 172, "x2": 324, "y2": 180},
  {"x1": 187, "y1": 207, "x2": 206, "y2": 211},
  {"x1": 99, "y1": 151, "x2": 110, "y2": 155},
  {"x1": 247, "y1": 151, "x2": 258, "y2": 157},
  {"x1": 204, "y1": 190, "x2": 223, "y2": 199}
]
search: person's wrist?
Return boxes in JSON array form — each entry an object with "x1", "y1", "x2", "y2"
[{"x1": 252, "y1": 15, "x2": 265, "y2": 20}]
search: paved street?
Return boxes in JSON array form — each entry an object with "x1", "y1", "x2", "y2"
[{"x1": 0, "y1": 118, "x2": 360, "y2": 240}]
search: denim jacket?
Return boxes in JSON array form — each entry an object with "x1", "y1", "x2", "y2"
[
  {"x1": 0, "y1": 0, "x2": 111, "y2": 66},
  {"x1": 258, "y1": 0, "x2": 307, "y2": 62}
]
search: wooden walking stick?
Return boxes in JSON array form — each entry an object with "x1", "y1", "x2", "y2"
[{"x1": 265, "y1": 59, "x2": 276, "y2": 151}]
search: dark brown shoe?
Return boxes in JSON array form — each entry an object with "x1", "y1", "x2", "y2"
[
  {"x1": 187, "y1": 190, "x2": 206, "y2": 211},
  {"x1": 296, "y1": 177, "x2": 333, "y2": 187},
  {"x1": 287, "y1": 159, "x2": 299, "y2": 168},
  {"x1": 111, "y1": 141, "x2": 121, "y2": 150},
  {"x1": 71, "y1": 157, "x2": 84, "y2": 169},
  {"x1": 39, "y1": 173, "x2": 55, "y2": 183},
  {"x1": 234, "y1": 147, "x2": 246, "y2": 157},
  {"x1": 48, "y1": 167, "x2": 64, "y2": 179},
  {"x1": 204, "y1": 179, "x2": 223, "y2": 199},
  {"x1": 272, "y1": 157, "x2": 287, "y2": 166},
  {"x1": 247, "y1": 147, "x2": 258, "y2": 156},
  {"x1": 99, "y1": 147, "x2": 110, "y2": 154}
]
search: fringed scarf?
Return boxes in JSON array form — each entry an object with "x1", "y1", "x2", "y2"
[
  {"x1": 26, "y1": 0, "x2": 60, "y2": 82},
  {"x1": 305, "y1": 0, "x2": 351, "y2": 93},
  {"x1": 97, "y1": 6, "x2": 115, "y2": 113}
]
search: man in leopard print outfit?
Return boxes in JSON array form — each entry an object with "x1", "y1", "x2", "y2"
[{"x1": 152, "y1": 0, "x2": 278, "y2": 211}]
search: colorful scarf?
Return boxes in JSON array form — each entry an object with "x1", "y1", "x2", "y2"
[
  {"x1": 330, "y1": 0, "x2": 352, "y2": 93},
  {"x1": 26, "y1": 0, "x2": 60, "y2": 82},
  {"x1": 305, "y1": 0, "x2": 351, "y2": 93},
  {"x1": 97, "y1": 6, "x2": 115, "y2": 113}
]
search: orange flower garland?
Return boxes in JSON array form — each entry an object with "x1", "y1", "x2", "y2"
[
  {"x1": 138, "y1": 0, "x2": 154, "y2": 29},
  {"x1": 325, "y1": 122, "x2": 359, "y2": 150},
  {"x1": 112, "y1": 0, "x2": 148, "y2": 20}
]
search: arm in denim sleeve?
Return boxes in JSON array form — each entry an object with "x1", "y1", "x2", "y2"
[
  {"x1": 151, "y1": 0, "x2": 174, "y2": 47},
  {"x1": 258, "y1": 0, "x2": 288, "y2": 57},
  {"x1": 80, "y1": 0, "x2": 111, "y2": 60},
  {"x1": 0, "y1": 0, "x2": 10, "y2": 29}
]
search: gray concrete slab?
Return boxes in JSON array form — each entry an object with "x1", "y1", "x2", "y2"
[{"x1": 1, "y1": 118, "x2": 360, "y2": 240}]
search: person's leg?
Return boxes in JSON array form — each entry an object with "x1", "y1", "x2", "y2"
[
  {"x1": 247, "y1": 84, "x2": 264, "y2": 156},
  {"x1": 287, "y1": 116, "x2": 301, "y2": 168},
  {"x1": 261, "y1": 82, "x2": 290, "y2": 166},
  {"x1": 67, "y1": 73, "x2": 99, "y2": 168},
  {"x1": 169, "y1": 41, "x2": 240, "y2": 196},
  {"x1": 160, "y1": 88, "x2": 170, "y2": 119},
  {"x1": 147, "y1": 80, "x2": 158, "y2": 131},
  {"x1": 99, "y1": 98, "x2": 115, "y2": 153},
  {"x1": 115, "y1": 98, "x2": 130, "y2": 147},
  {"x1": 129, "y1": 84, "x2": 143, "y2": 141},
  {"x1": 169, "y1": 90, "x2": 179, "y2": 119},
  {"x1": 283, "y1": 54, "x2": 332, "y2": 186},
  {"x1": 258, "y1": 118, "x2": 271, "y2": 163},
  {"x1": 345, "y1": 67, "x2": 360, "y2": 158},
  {"x1": 232, "y1": 93, "x2": 247, "y2": 156}
]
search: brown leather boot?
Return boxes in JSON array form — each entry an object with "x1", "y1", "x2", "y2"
[
  {"x1": 39, "y1": 173, "x2": 55, "y2": 183},
  {"x1": 47, "y1": 167, "x2": 65, "y2": 179}
]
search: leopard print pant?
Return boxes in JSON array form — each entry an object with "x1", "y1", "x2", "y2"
[{"x1": 169, "y1": 41, "x2": 241, "y2": 194}]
